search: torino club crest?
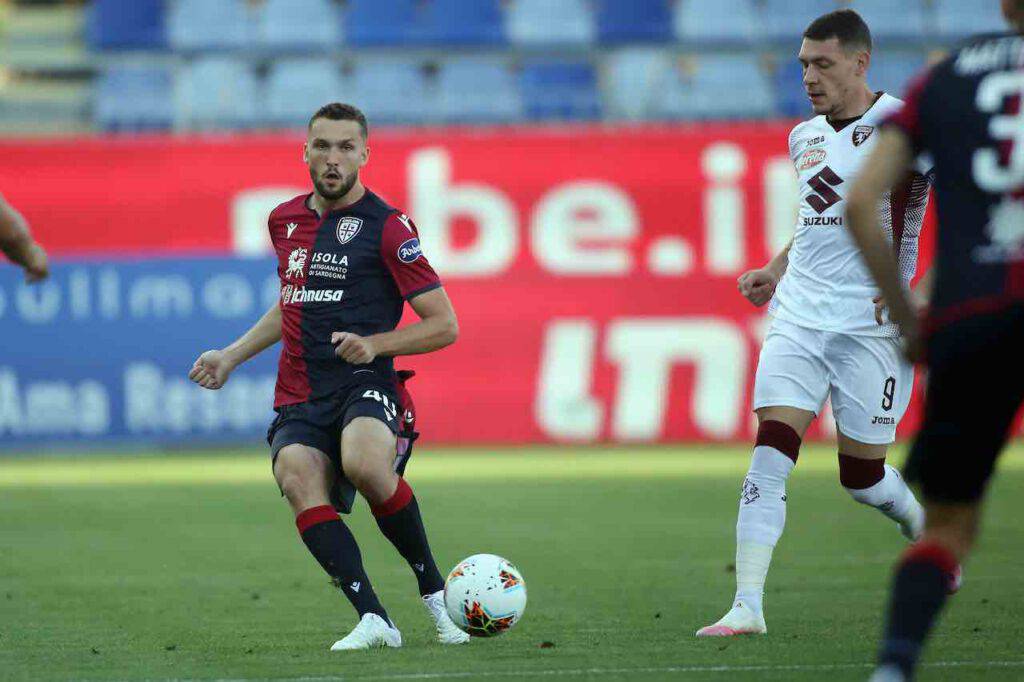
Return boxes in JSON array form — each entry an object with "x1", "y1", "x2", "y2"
[{"x1": 336, "y1": 216, "x2": 363, "y2": 245}]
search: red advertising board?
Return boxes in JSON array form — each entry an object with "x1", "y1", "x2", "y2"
[{"x1": 0, "y1": 126, "x2": 942, "y2": 444}]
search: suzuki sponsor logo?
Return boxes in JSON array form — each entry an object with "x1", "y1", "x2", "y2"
[
  {"x1": 802, "y1": 216, "x2": 843, "y2": 226},
  {"x1": 281, "y1": 285, "x2": 344, "y2": 305},
  {"x1": 397, "y1": 237, "x2": 423, "y2": 263},
  {"x1": 802, "y1": 135, "x2": 826, "y2": 149}
]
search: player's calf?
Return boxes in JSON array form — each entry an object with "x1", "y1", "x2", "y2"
[{"x1": 839, "y1": 454, "x2": 924, "y2": 541}]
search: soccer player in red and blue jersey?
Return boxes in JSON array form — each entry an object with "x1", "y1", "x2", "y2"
[
  {"x1": 847, "y1": 2, "x2": 1024, "y2": 678},
  {"x1": 189, "y1": 103, "x2": 468, "y2": 650}
]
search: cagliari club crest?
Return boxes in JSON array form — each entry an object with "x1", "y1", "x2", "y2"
[
  {"x1": 852, "y1": 125, "x2": 875, "y2": 146},
  {"x1": 336, "y1": 216, "x2": 363, "y2": 245}
]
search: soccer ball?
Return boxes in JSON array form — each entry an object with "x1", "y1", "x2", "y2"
[{"x1": 443, "y1": 554, "x2": 527, "y2": 637}]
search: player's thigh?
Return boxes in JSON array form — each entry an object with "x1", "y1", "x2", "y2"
[
  {"x1": 339, "y1": 386, "x2": 401, "y2": 483},
  {"x1": 752, "y1": 318, "x2": 830, "y2": 424},
  {"x1": 267, "y1": 401, "x2": 344, "y2": 508},
  {"x1": 908, "y1": 309, "x2": 1024, "y2": 503},
  {"x1": 272, "y1": 444, "x2": 336, "y2": 509},
  {"x1": 827, "y1": 333, "x2": 913, "y2": 447},
  {"x1": 755, "y1": 406, "x2": 816, "y2": 439}
]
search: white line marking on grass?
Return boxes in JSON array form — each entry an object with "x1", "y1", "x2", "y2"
[{"x1": 109, "y1": 659, "x2": 1024, "y2": 682}]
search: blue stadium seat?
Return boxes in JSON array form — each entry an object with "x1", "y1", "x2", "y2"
[
  {"x1": 773, "y1": 60, "x2": 810, "y2": 118},
  {"x1": 345, "y1": 0, "x2": 419, "y2": 46},
  {"x1": 761, "y1": 0, "x2": 838, "y2": 42},
  {"x1": 264, "y1": 59, "x2": 346, "y2": 128},
  {"x1": 603, "y1": 48, "x2": 674, "y2": 120},
  {"x1": 505, "y1": 0, "x2": 594, "y2": 46},
  {"x1": 933, "y1": 0, "x2": 1007, "y2": 39},
  {"x1": 346, "y1": 59, "x2": 432, "y2": 124},
  {"x1": 871, "y1": 52, "x2": 926, "y2": 99},
  {"x1": 175, "y1": 57, "x2": 259, "y2": 129},
  {"x1": 846, "y1": 0, "x2": 927, "y2": 42},
  {"x1": 420, "y1": 0, "x2": 504, "y2": 45},
  {"x1": 256, "y1": 0, "x2": 341, "y2": 50},
  {"x1": 657, "y1": 55, "x2": 775, "y2": 120},
  {"x1": 167, "y1": 0, "x2": 252, "y2": 51},
  {"x1": 94, "y1": 65, "x2": 174, "y2": 131},
  {"x1": 674, "y1": 0, "x2": 759, "y2": 45},
  {"x1": 86, "y1": 0, "x2": 166, "y2": 50},
  {"x1": 437, "y1": 58, "x2": 522, "y2": 123},
  {"x1": 595, "y1": 0, "x2": 673, "y2": 44},
  {"x1": 519, "y1": 61, "x2": 600, "y2": 121}
]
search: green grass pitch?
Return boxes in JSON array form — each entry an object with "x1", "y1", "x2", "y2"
[{"x1": 2, "y1": 444, "x2": 1023, "y2": 681}]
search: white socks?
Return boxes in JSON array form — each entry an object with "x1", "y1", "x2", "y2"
[
  {"x1": 845, "y1": 464, "x2": 924, "y2": 539},
  {"x1": 734, "y1": 445, "x2": 795, "y2": 614}
]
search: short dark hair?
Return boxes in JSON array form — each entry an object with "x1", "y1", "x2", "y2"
[
  {"x1": 308, "y1": 102, "x2": 368, "y2": 138},
  {"x1": 803, "y1": 9, "x2": 872, "y2": 53}
]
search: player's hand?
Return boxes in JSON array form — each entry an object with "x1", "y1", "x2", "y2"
[
  {"x1": 22, "y1": 242, "x2": 48, "y2": 283},
  {"x1": 332, "y1": 332, "x2": 377, "y2": 365},
  {"x1": 874, "y1": 290, "x2": 927, "y2": 326},
  {"x1": 189, "y1": 349, "x2": 234, "y2": 390},
  {"x1": 737, "y1": 268, "x2": 778, "y2": 307}
]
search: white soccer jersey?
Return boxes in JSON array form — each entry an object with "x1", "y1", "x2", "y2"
[{"x1": 770, "y1": 93, "x2": 931, "y2": 337}]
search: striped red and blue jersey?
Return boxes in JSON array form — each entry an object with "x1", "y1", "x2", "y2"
[
  {"x1": 885, "y1": 32, "x2": 1024, "y2": 330},
  {"x1": 268, "y1": 190, "x2": 441, "y2": 407}
]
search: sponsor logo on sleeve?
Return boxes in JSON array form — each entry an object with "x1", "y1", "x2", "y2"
[
  {"x1": 397, "y1": 237, "x2": 423, "y2": 264},
  {"x1": 852, "y1": 125, "x2": 875, "y2": 146},
  {"x1": 285, "y1": 222, "x2": 298, "y2": 238},
  {"x1": 336, "y1": 216, "x2": 363, "y2": 245},
  {"x1": 798, "y1": 148, "x2": 827, "y2": 171},
  {"x1": 396, "y1": 213, "x2": 415, "y2": 233}
]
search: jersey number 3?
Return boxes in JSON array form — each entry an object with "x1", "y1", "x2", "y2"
[
  {"x1": 974, "y1": 71, "x2": 1024, "y2": 192},
  {"x1": 806, "y1": 166, "x2": 844, "y2": 214}
]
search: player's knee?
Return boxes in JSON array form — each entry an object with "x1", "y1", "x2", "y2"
[
  {"x1": 838, "y1": 454, "x2": 886, "y2": 503},
  {"x1": 342, "y1": 448, "x2": 396, "y2": 502},
  {"x1": 274, "y1": 447, "x2": 328, "y2": 507}
]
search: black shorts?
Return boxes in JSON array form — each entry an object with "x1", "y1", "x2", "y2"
[
  {"x1": 906, "y1": 304, "x2": 1024, "y2": 503},
  {"x1": 267, "y1": 378, "x2": 417, "y2": 513}
]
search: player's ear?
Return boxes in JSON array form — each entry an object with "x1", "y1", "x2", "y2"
[
  {"x1": 360, "y1": 142, "x2": 370, "y2": 168},
  {"x1": 302, "y1": 141, "x2": 309, "y2": 164},
  {"x1": 858, "y1": 50, "x2": 871, "y2": 78}
]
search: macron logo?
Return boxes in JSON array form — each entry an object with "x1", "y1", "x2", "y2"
[
  {"x1": 350, "y1": 582, "x2": 361, "y2": 593},
  {"x1": 286, "y1": 222, "x2": 298, "y2": 238}
]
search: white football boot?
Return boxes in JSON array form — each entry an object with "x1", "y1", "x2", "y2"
[
  {"x1": 695, "y1": 600, "x2": 767, "y2": 637},
  {"x1": 423, "y1": 590, "x2": 470, "y2": 645},
  {"x1": 330, "y1": 613, "x2": 402, "y2": 651}
]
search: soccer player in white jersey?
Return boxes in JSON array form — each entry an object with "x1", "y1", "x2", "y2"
[{"x1": 696, "y1": 9, "x2": 948, "y2": 638}]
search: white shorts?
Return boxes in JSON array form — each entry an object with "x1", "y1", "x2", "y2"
[{"x1": 752, "y1": 317, "x2": 914, "y2": 445}]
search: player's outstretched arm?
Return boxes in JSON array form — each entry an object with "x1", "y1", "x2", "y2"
[
  {"x1": 333, "y1": 288, "x2": 457, "y2": 365},
  {"x1": 0, "y1": 193, "x2": 48, "y2": 282},
  {"x1": 190, "y1": 302, "x2": 283, "y2": 389},
  {"x1": 737, "y1": 238, "x2": 792, "y2": 307},
  {"x1": 847, "y1": 128, "x2": 920, "y2": 358}
]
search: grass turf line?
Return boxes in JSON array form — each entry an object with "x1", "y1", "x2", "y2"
[{"x1": 1, "y1": 445, "x2": 1022, "y2": 681}]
